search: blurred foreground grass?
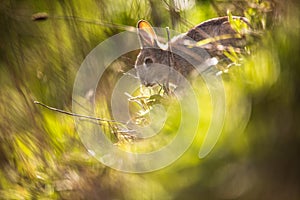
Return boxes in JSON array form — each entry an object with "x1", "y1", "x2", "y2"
[{"x1": 0, "y1": 0, "x2": 299, "y2": 199}]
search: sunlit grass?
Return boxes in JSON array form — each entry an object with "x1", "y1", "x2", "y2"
[{"x1": 0, "y1": 0, "x2": 298, "y2": 199}]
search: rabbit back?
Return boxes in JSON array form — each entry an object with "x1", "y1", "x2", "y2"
[{"x1": 135, "y1": 17, "x2": 249, "y2": 87}]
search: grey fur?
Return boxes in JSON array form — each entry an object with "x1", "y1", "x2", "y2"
[{"x1": 135, "y1": 16, "x2": 249, "y2": 87}]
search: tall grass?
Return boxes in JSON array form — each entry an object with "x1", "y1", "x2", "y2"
[{"x1": 0, "y1": 0, "x2": 299, "y2": 199}]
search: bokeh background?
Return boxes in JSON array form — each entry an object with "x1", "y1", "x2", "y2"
[{"x1": 0, "y1": 0, "x2": 299, "y2": 199}]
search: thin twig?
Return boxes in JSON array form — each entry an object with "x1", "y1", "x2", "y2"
[
  {"x1": 166, "y1": 26, "x2": 174, "y2": 94},
  {"x1": 34, "y1": 100, "x2": 124, "y2": 123},
  {"x1": 31, "y1": 13, "x2": 135, "y2": 32}
]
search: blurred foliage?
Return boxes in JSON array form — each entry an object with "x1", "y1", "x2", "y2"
[{"x1": 0, "y1": 0, "x2": 299, "y2": 199}]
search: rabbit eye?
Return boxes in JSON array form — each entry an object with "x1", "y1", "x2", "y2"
[{"x1": 144, "y1": 57, "x2": 153, "y2": 66}]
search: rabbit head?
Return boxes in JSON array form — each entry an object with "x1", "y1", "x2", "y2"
[{"x1": 135, "y1": 20, "x2": 212, "y2": 87}]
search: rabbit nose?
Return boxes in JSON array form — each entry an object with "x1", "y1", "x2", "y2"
[{"x1": 144, "y1": 82, "x2": 155, "y2": 87}]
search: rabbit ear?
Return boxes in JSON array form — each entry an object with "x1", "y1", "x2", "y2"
[{"x1": 137, "y1": 20, "x2": 159, "y2": 48}]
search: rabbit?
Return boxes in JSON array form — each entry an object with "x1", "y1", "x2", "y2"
[{"x1": 135, "y1": 16, "x2": 250, "y2": 87}]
